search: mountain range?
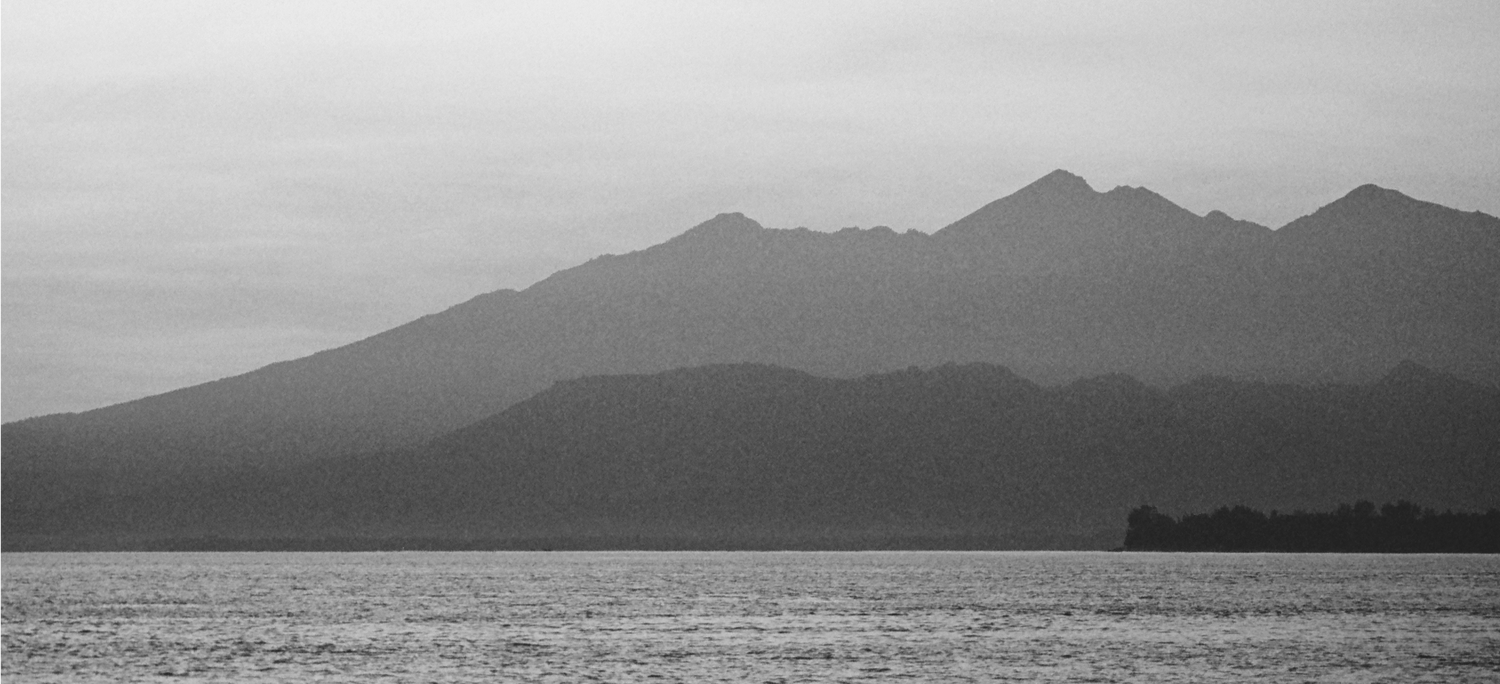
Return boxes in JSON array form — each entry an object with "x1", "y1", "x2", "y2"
[
  {"x1": 6, "y1": 361, "x2": 1497, "y2": 550},
  {"x1": 4, "y1": 170, "x2": 1498, "y2": 548}
]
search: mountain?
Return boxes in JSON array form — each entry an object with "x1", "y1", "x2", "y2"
[
  {"x1": 936, "y1": 169, "x2": 1269, "y2": 272},
  {"x1": 1269, "y1": 185, "x2": 1500, "y2": 356},
  {"x1": 4, "y1": 170, "x2": 1497, "y2": 481},
  {"x1": 7, "y1": 362, "x2": 1496, "y2": 550}
]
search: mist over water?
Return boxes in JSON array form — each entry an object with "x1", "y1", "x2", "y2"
[{"x1": 4, "y1": 551, "x2": 1497, "y2": 682}]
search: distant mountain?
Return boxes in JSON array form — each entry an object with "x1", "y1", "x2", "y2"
[
  {"x1": 4, "y1": 170, "x2": 1497, "y2": 481},
  {"x1": 1269, "y1": 184, "x2": 1500, "y2": 354},
  {"x1": 936, "y1": 169, "x2": 1269, "y2": 272},
  {"x1": 6, "y1": 362, "x2": 1496, "y2": 550}
]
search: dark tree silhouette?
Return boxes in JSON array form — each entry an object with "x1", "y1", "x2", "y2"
[{"x1": 1124, "y1": 502, "x2": 1500, "y2": 552}]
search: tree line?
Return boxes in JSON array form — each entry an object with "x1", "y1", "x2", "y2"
[{"x1": 1125, "y1": 501, "x2": 1499, "y2": 553}]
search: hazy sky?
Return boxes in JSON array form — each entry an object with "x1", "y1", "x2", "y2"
[{"x1": 4, "y1": 1, "x2": 1499, "y2": 421}]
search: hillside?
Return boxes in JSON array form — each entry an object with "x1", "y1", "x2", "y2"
[
  {"x1": 5, "y1": 170, "x2": 1497, "y2": 481},
  {"x1": 7, "y1": 362, "x2": 1496, "y2": 550}
]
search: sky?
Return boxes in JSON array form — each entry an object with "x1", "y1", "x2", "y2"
[{"x1": 4, "y1": 0, "x2": 1499, "y2": 421}]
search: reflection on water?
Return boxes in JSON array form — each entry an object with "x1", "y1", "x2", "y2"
[{"x1": 4, "y1": 551, "x2": 1498, "y2": 682}]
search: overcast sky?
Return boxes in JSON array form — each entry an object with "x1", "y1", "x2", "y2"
[{"x1": 4, "y1": 1, "x2": 1499, "y2": 421}]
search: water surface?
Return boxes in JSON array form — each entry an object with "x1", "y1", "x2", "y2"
[{"x1": 4, "y1": 551, "x2": 1498, "y2": 682}]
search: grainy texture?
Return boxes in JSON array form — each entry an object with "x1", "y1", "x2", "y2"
[{"x1": 5, "y1": 551, "x2": 1498, "y2": 682}]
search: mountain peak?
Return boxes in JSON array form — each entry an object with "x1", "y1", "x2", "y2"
[
  {"x1": 1348, "y1": 183, "x2": 1393, "y2": 196},
  {"x1": 933, "y1": 170, "x2": 1236, "y2": 254},
  {"x1": 1337, "y1": 183, "x2": 1411, "y2": 206},
  {"x1": 670, "y1": 212, "x2": 766, "y2": 243},
  {"x1": 1276, "y1": 182, "x2": 1466, "y2": 241},
  {"x1": 699, "y1": 211, "x2": 762, "y2": 231},
  {"x1": 931, "y1": 170, "x2": 1099, "y2": 239},
  {"x1": 1103, "y1": 184, "x2": 1191, "y2": 215},
  {"x1": 1022, "y1": 169, "x2": 1096, "y2": 196},
  {"x1": 1305, "y1": 183, "x2": 1433, "y2": 222},
  {"x1": 1204, "y1": 209, "x2": 1272, "y2": 235}
]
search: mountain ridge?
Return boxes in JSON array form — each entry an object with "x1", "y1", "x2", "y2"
[
  {"x1": 5, "y1": 170, "x2": 1497, "y2": 479},
  {"x1": 7, "y1": 360, "x2": 1495, "y2": 550}
]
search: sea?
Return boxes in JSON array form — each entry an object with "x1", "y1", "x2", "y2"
[{"x1": 3, "y1": 551, "x2": 1497, "y2": 682}]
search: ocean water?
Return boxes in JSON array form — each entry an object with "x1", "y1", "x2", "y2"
[{"x1": 3, "y1": 551, "x2": 1498, "y2": 682}]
